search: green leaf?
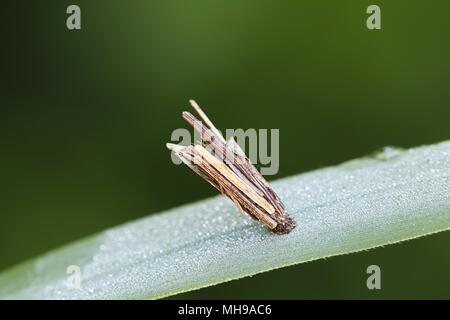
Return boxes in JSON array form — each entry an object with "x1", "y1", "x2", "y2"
[{"x1": 1, "y1": 141, "x2": 449, "y2": 299}]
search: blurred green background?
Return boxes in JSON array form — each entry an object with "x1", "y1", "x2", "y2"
[{"x1": 0, "y1": 1, "x2": 449, "y2": 298}]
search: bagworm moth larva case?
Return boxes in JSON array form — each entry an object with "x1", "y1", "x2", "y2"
[{"x1": 167, "y1": 100, "x2": 295, "y2": 234}]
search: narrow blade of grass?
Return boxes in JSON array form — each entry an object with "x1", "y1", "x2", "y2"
[{"x1": 0, "y1": 141, "x2": 449, "y2": 299}]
